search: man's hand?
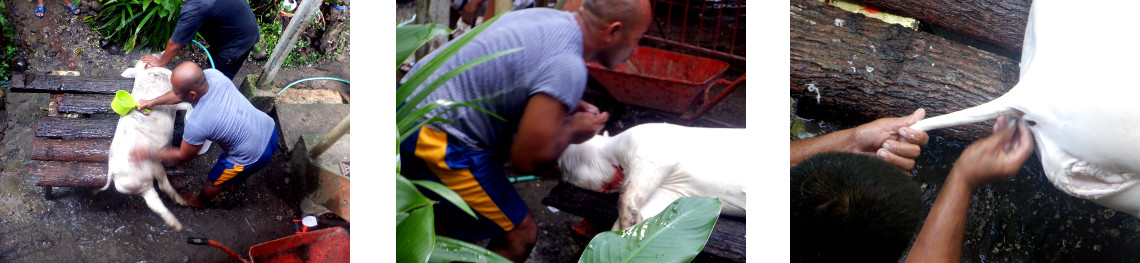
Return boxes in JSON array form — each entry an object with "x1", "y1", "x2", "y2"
[
  {"x1": 566, "y1": 111, "x2": 609, "y2": 144},
  {"x1": 136, "y1": 99, "x2": 154, "y2": 115},
  {"x1": 129, "y1": 148, "x2": 151, "y2": 163},
  {"x1": 950, "y1": 116, "x2": 1034, "y2": 189},
  {"x1": 141, "y1": 54, "x2": 165, "y2": 68},
  {"x1": 461, "y1": 0, "x2": 482, "y2": 25},
  {"x1": 571, "y1": 100, "x2": 600, "y2": 115},
  {"x1": 850, "y1": 108, "x2": 930, "y2": 170}
]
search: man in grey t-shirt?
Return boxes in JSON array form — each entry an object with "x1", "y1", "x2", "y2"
[
  {"x1": 131, "y1": 62, "x2": 278, "y2": 208},
  {"x1": 399, "y1": 0, "x2": 651, "y2": 261}
]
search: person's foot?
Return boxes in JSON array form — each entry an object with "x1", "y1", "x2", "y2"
[
  {"x1": 179, "y1": 191, "x2": 208, "y2": 208},
  {"x1": 63, "y1": 1, "x2": 79, "y2": 16},
  {"x1": 35, "y1": 5, "x2": 45, "y2": 18}
]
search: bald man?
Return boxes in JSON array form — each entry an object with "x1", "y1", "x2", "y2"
[
  {"x1": 398, "y1": 0, "x2": 652, "y2": 261},
  {"x1": 130, "y1": 62, "x2": 278, "y2": 208}
]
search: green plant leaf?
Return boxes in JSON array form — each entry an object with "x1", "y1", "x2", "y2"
[
  {"x1": 397, "y1": 201, "x2": 436, "y2": 263},
  {"x1": 395, "y1": 24, "x2": 450, "y2": 69},
  {"x1": 429, "y1": 236, "x2": 513, "y2": 263},
  {"x1": 411, "y1": 180, "x2": 477, "y2": 219},
  {"x1": 397, "y1": 117, "x2": 453, "y2": 145},
  {"x1": 398, "y1": 175, "x2": 435, "y2": 213},
  {"x1": 578, "y1": 197, "x2": 722, "y2": 263},
  {"x1": 396, "y1": 13, "x2": 505, "y2": 110},
  {"x1": 397, "y1": 47, "x2": 522, "y2": 121}
]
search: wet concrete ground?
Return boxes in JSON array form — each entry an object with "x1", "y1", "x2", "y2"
[
  {"x1": 793, "y1": 101, "x2": 1140, "y2": 262},
  {"x1": 1, "y1": 1, "x2": 350, "y2": 261}
]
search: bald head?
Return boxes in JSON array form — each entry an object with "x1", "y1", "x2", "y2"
[
  {"x1": 171, "y1": 62, "x2": 209, "y2": 103},
  {"x1": 580, "y1": 0, "x2": 652, "y2": 28},
  {"x1": 576, "y1": 0, "x2": 652, "y2": 69}
]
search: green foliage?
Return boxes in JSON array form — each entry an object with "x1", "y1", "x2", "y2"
[
  {"x1": 256, "y1": 14, "x2": 347, "y2": 68},
  {"x1": 0, "y1": 0, "x2": 16, "y2": 80},
  {"x1": 89, "y1": 0, "x2": 184, "y2": 52},
  {"x1": 396, "y1": 14, "x2": 518, "y2": 263},
  {"x1": 578, "y1": 197, "x2": 721, "y2": 263},
  {"x1": 430, "y1": 236, "x2": 513, "y2": 263}
]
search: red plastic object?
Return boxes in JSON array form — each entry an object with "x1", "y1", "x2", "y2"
[
  {"x1": 587, "y1": 47, "x2": 744, "y2": 120},
  {"x1": 249, "y1": 227, "x2": 350, "y2": 263}
]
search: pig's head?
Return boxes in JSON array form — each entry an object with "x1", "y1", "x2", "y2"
[{"x1": 557, "y1": 132, "x2": 623, "y2": 193}]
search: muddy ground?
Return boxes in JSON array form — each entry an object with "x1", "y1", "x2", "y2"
[
  {"x1": 0, "y1": 1, "x2": 350, "y2": 262},
  {"x1": 794, "y1": 102, "x2": 1140, "y2": 262}
]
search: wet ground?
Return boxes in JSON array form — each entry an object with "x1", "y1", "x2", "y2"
[
  {"x1": 793, "y1": 101, "x2": 1140, "y2": 262},
  {"x1": 1, "y1": 2, "x2": 350, "y2": 262}
]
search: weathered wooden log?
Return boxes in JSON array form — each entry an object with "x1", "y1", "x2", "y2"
[
  {"x1": 791, "y1": 0, "x2": 1020, "y2": 141},
  {"x1": 33, "y1": 117, "x2": 117, "y2": 139},
  {"x1": 542, "y1": 182, "x2": 746, "y2": 262},
  {"x1": 862, "y1": 0, "x2": 1030, "y2": 53},
  {"x1": 16, "y1": 75, "x2": 132, "y2": 94},
  {"x1": 51, "y1": 93, "x2": 116, "y2": 115},
  {"x1": 32, "y1": 161, "x2": 189, "y2": 189},
  {"x1": 31, "y1": 138, "x2": 111, "y2": 162}
]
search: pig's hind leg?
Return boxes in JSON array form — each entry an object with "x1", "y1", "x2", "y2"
[
  {"x1": 142, "y1": 188, "x2": 183, "y2": 231},
  {"x1": 154, "y1": 170, "x2": 186, "y2": 206}
]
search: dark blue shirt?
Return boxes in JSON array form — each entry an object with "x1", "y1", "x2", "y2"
[{"x1": 171, "y1": 0, "x2": 260, "y2": 60}]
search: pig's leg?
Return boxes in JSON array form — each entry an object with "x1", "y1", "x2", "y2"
[
  {"x1": 154, "y1": 171, "x2": 186, "y2": 206},
  {"x1": 141, "y1": 188, "x2": 183, "y2": 231},
  {"x1": 612, "y1": 159, "x2": 671, "y2": 231}
]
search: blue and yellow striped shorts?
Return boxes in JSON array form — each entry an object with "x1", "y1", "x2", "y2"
[{"x1": 399, "y1": 126, "x2": 528, "y2": 242}]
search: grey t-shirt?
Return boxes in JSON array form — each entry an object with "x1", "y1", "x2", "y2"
[
  {"x1": 184, "y1": 69, "x2": 276, "y2": 165},
  {"x1": 402, "y1": 8, "x2": 586, "y2": 156}
]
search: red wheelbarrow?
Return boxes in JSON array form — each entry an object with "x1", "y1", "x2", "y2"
[
  {"x1": 189, "y1": 227, "x2": 349, "y2": 263},
  {"x1": 587, "y1": 47, "x2": 745, "y2": 121}
]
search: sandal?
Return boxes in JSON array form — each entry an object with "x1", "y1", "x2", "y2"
[
  {"x1": 64, "y1": 2, "x2": 79, "y2": 16},
  {"x1": 35, "y1": 5, "x2": 45, "y2": 18}
]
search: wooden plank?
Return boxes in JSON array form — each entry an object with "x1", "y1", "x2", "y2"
[
  {"x1": 17, "y1": 75, "x2": 132, "y2": 94},
  {"x1": 53, "y1": 93, "x2": 116, "y2": 114},
  {"x1": 32, "y1": 161, "x2": 189, "y2": 189},
  {"x1": 541, "y1": 182, "x2": 746, "y2": 262},
  {"x1": 33, "y1": 117, "x2": 117, "y2": 139},
  {"x1": 791, "y1": 0, "x2": 1020, "y2": 141},
  {"x1": 31, "y1": 161, "x2": 107, "y2": 187},
  {"x1": 863, "y1": 0, "x2": 1029, "y2": 52},
  {"x1": 31, "y1": 138, "x2": 112, "y2": 162}
]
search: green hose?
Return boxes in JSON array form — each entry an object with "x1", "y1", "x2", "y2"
[{"x1": 277, "y1": 77, "x2": 351, "y2": 96}]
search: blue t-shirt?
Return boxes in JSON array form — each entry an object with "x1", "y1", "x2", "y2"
[
  {"x1": 401, "y1": 8, "x2": 587, "y2": 156},
  {"x1": 184, "y1": 69, "x2": 276, "y2": 165}
]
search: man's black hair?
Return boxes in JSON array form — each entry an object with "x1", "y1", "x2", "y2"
[{"x1": 790, "y1": 152, "x2": 926, "y2": 262}]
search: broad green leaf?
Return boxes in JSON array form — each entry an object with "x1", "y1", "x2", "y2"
[
  {"x1": 429, "y1": 236, "x2": 512, "y2": 263},
  {"x1": 395, "y1": 24, "x2": 450, "y2": 68},
  {"x1": 411, "y1": 180, "x2": 477, "y2": 219},
  {"x1": 396, "y1": 47, "x2": 523, "y2": 120},
  {"x1": 578, "y1": 197, "x2": 722, "y2": 263},
  {"x1": 396, "y1": 13, "x2": 506, "y2": 109},
  {"x1": 397, "y1": 175, "x2": 434, "y2": 213},
  {"x1": 397, "y1": 203, "x2": 435, "y2": 263}
]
